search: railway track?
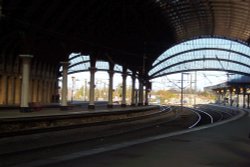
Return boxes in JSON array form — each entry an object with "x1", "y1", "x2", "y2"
[
  {"x1": 0, "y1": 106, "x2": 171, "y2": 137},
  {"x1": 187, "y1": 104, "x2": 239, "y2": 128},
  {"x1": 0, "y1": 106, "x2": 179, "y2": 153},
  {"x1": 0, "y1": 104, "x2": 242, "y2": 167}
]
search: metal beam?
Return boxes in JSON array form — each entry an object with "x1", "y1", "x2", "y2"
[
  {"x1": 151, "y1": 58, "x2": 250, "y2": 78},
  {"x1": 150, "y1": 69, "x2": 250, "y2": 79},
  {"x1": 152, "y1": 47, "x2": 250, "y2": 68}
]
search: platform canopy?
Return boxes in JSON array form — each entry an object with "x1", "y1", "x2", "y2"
[{"x1": 1, "y1": 0, "x2": 250, "y2": 75}]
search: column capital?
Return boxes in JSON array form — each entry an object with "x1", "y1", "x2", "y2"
[
  {"x1": 122, "y1": 73, "x2": 127, "y2": 78},
  {"x1": 108, "y1": 70, "x2": 114, "y2": 75},
  {"x1": 88, "y1": 67, "x2": 97, "y2": 72}
]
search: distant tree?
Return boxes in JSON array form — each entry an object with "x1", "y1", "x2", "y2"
[
  {"x1": 114, "y1": 83, "x2": 122, "y2": 98},
  {"x1": 74, "y1": 83, "x2": 132, "y2": 102},
  {"x1": 197, "y1": 90, "x2": 216, "y2": 100},
  {"x1": 74, "y1": 86, "x2": 84, "y2": 99},
  {"x1": 151, "y1": 90, "x2": 178, "y2": 104}
]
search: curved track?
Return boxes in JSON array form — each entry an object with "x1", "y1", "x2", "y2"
[
  {"x1": 0, "y1": 104, "x2": 242, "y2": 167},
  {"x1": 188, "y1": 104, "x2": 239, "y2": 128}
]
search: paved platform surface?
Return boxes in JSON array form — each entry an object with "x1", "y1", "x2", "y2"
[
  {"x1": 0, "y1": 105, "x2": 249, "y2": 167},
  {"x1": 43, "y1": 108, "x2": 250, "y2": 167},
  {"x1": 0, "y1": 103, "x2": 152, "y2": 119}
]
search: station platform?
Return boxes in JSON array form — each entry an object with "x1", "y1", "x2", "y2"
[
  {"x1": 42, "y1": 107, "x2": 250, "y2": 167},
  {"x1": 0, "y1": 105, "x2": 249, "y2": 167},
  {"x1": 0, "y1": 102, "x2": 150, "y2": 119}
]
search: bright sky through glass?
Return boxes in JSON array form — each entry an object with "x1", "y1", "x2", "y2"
[
  {"x1": 60, "y1": 72, "x2": 134, "y2": 91},
  {"x1": 149, "y1": 37, "x2": 250, "y2": 78},
  {"x1": 151, "y1": 71, "x2": 228, "y2": 91},
  {"x1": 149, "y1": 37, "x2": 250, "y2": 90},
  {"x1": 62, "y1": 37, "x2": 250, "y2": 92}
]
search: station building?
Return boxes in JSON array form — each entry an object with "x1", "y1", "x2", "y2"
[{"x1": 205, "y1": 75, "x2": 250, "y2": 108}]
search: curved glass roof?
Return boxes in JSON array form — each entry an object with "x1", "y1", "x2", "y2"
[
  {"x1": 68, "y1": 62, "x2": 91, "y2": 74},
  {"x1": 96, "y1": 61, "x2": 109, "y2": 71},
  {"x1": 59, "y1": 53, "x2": 133, "y2": 75},
  {"x1": 67, "y1": 54, "x2": 91, "y2": 74},
  {"x1": 149, "y1": 37, "x2": 250, "y2": 78}
]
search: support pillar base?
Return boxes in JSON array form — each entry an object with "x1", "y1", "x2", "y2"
[
  {"x1": 130, "y1": 103, "x2": 136, "y2": 107},
  {"x1": 88, "y1": 105, "x2": 95, "y2": 110},
  {"x1": 107, "y1": 104, "x2": 113, "y2": 108},
  {"x1": 144, "y1": 102, "x2": 149, "y2": 106},
  {"x1": 138, "y1": 103, "x2": 143, "y2": 106},
  {"x1": 121, "y1": 104, "x2": 126, "y2": 107},
  {"x1": 20, "y1": 107, "x2": 32, "y2": 112}
]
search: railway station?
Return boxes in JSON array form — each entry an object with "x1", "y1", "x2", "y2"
[{"x1": 0, "y1": 1, "x2": 250, "y2": 167}]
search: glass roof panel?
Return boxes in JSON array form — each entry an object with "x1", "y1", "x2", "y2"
[
  {"x1": 155, "y1": 60, "x2": 250, "y2": 77},
  {"x1": 68, "y1": 62, "x2": 90, "y2": 73},
  {"x1": 152, "y1": 37, "x2": 250, "y2": 66},
  {"x1": 150, "y1": 37, "x2": 250, "y2": 78},
  {"x1": 69, "y1": 53, "x2": 81, "y2": 59},
  {"x1": 114, "y1": 64, "x2": 123, "y2": 72},
  {"x1": 96, "y1": 61, "x2": 109, "y2": 70},
  {"x1": 60, "y1": 54, "x2": 91, "y2": 74}
]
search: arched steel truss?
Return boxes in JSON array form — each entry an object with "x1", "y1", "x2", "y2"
[
  {"x1": 61, "y1": 53, "x2": 135, "y2": 76},
  {"x1": 150, "y1": 60, "x2": 250, "y2": 79},
  {"x1": 149, "y1": 38, "x2": 250, "y2": 79},
  {"x1": 156, "y1": 1, "x2": 250, "y2": 42}
]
